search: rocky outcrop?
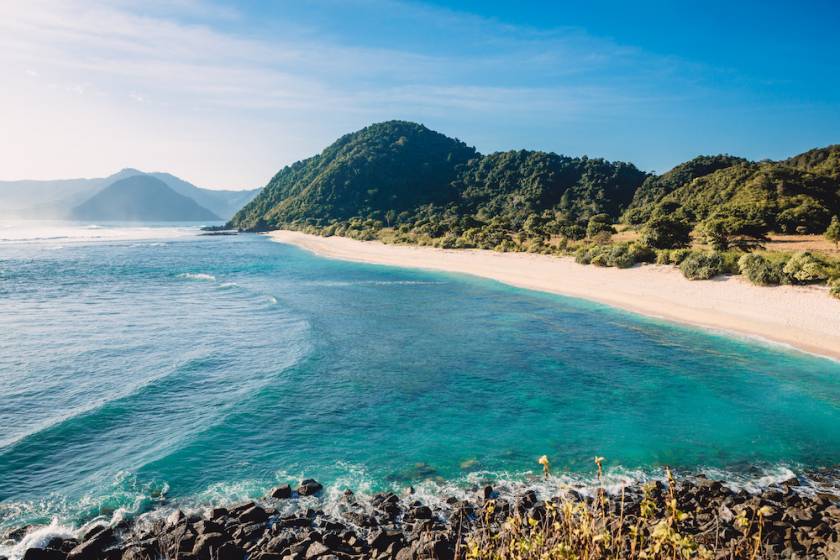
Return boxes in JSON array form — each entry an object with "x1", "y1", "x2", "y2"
[{"x1": 5, "y1": 475, "x2": 840, "y2": 560}]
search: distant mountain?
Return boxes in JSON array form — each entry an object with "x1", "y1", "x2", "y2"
[
  {"x1": 229, "y1": 120, "x2": 646, "y2": 232},
  {"x1": 0, "y1": 169, "x2": 260, "y2": 220},
  {"x1": 72, "y1": 175, "x2": 221, "y2": 222}
]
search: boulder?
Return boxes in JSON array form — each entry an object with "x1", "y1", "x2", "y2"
[
  {"x1": 270, "y1": 485, "x2": 292, "y2": 500},
  {"x1": 297, "y1": 480, "x2": 323, "y2": 497},
  {"x1": 238, "y1": 506, "x2": 269, "y2": 524},
  {"x1": 66, "y1": 529, "x2": 116, "y2": 560},
  {"x1": 192, "y1": 532, "x2": 230, "y2": 560},
  {"x1": 23, "y1": 548, "x2": 66, "y2": 560},
  {"x1": 303, "y1": 541, "x2": 330, "y2": 559}
]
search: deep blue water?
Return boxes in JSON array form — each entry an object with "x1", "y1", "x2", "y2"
[{"x1": 1, "y1": 227, "x2": 839, "y2": 532}]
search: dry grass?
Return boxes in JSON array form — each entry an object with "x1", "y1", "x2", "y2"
[{"x1": 455, "y1": 462, "x2": 769, "y2": 560}]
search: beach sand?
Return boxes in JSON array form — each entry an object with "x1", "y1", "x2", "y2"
[{"x1": 269, "y1": 230, "x2": 840, "y2": 361}]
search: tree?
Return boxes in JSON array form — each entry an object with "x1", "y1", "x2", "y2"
[
  {"x1": 640, "y1": 215, "x2": 692, "y2": 249},
  {"x1": 699, "y1": 212, "x2": 769, "y2": 252},
  {"x1": 826, "y1": 215, "x2": 840, "y2": 247},
  {"x1": 586, "y1": 213, "x2": 615, "y2": 238}
]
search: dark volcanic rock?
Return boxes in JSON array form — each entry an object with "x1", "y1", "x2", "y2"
[
  {"x1": 22, "y1": 548, "x2": 66, "y2": 560},
  {"x1": 297, "y1": 479, "x2": 323, "y2": 497},
  {"x1": 67, "y1": 528, "x2": 116, "y2": 560},
  {"x1": 237, "y1": 505, "x2": 268, "y2": 524},
  {"x1": 269, "y1": 484, "x2": 292, "y2": 499}
]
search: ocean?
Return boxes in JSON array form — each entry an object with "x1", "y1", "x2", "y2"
[{"x1": 1, "y1": 222, "x2": 839, "y2": 540}]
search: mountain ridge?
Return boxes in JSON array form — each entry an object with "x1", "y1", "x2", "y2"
[{"x1": 72, "y1": 175, "x2": 221, "y2": 222}]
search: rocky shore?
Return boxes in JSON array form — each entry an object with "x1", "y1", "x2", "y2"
[{"x1": 4, "y1": 474, "x2": 840, "y2": 560}]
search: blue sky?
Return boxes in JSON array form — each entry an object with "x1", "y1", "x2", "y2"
[{"x1": 2, "y1": 0, "x2": 838, "y2": 188}]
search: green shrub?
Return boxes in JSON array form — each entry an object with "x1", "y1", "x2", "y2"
[
  {"x1": 574, "y1": 246, "x2": 592, "y2": 264},
  {"x1": 829, "y1": 277, "x2": 840, "y2": 299},
  {"x1": 738, "y1": 254, "x2": 787, "y2": 286},
  {"x1": 680, "y1": 251, "x2": 725, "y2": 280},
  {"x1": 586, "y1": 214, "x2": 615, "y2": 238},
  {"x1": 606, "y1": 244, "x2": 635, "y2": 268},
  {"x1": 783, "y1": 252, "x2": 829, "y2": 284},
  {"x1": 590, "y1": 252, "x2": 609, "y2": 266},
  {"x1": 826, "y1": 215, "x2": 840, "y2": 246},
  {"x1": 629, "y1": 242, "x2": 656, "y2": 263}
]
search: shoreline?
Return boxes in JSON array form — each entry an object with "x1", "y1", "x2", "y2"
[
  {"x1": 268, "y1": 230, "x2": 840, "y2": 361},
  {"x1": 3, "y1": 471, "x2": 838, "y2": 560}
]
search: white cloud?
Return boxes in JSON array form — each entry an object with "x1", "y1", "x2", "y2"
[{"x1": 0, "y1": 0, "x2": 695, "y2": 188}]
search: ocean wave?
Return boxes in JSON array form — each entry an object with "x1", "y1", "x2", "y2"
[
  {"x1": 305, "y1": 280, "x2": 446, "y2": 287},
  {"x1": 177, "y1": 273, "x2": 216, "y2": 281}
]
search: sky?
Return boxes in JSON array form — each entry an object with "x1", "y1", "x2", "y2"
[{"x1": 1, "y1": 0, "x2": 838, "y2": 190}]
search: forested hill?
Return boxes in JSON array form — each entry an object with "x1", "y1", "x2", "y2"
[
  {"x1": 229, "y1": 121, "x2": 839, "y2": 248},
  {"x1": 228, "y1": 121, "x2": 649, "y2": 233}
]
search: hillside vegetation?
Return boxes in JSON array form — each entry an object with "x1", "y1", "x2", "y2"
[
  {"x1": 229, "y1": 122, "x2": 840, "y2": 297},
  {"x1": 230, "y1": 121, "x2": 648, "y2": 238}
]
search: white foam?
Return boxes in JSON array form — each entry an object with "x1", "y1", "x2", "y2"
[
  {"x1": 0, "y1": 520, "x2": 76, "y2": 560},
  {"x1": 177, "y1": 273, "x2": 216, "y2": 281}
]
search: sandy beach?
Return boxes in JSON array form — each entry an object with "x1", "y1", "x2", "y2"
[{"x1": 270, "y1": 230, "x2": 840, "y2": 361}]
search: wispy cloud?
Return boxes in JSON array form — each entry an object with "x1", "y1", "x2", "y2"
[{"x1": 0, "y1": 0, "x2": 707, "y2": 187}]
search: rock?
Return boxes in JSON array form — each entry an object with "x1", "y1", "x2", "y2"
[
  {"x1": 303, "y1": 541, "x2": 331, "y2": 559},
  {"x1": 270, "y1": 485, "x2": 292, "y2": 499},
  {"x1": 23, "y1": 548, "x2": 66, "y2": 560},
  {"x1": 192, "y1": 533, "x2": 230, "y2": 560},
  {"x1": 367, "y1": 530, "x2": 402, "y2": 554},
  {"x1": 3, "y1": 525, "x2": 32, "y2": 542},
  {"x1": 481, "y1": 485, "x2": 494, "y2": 500},
  {"x1": 120, "y1": 546, "x2": 152, "y2": 560},
  {"x1": 215, "y1": 541, "x2": 244, "y2": 560},
  {"x1": 166, "y1": 510, "x2": 186, "y2": 528},
  {"x1": 209, "y1": 507, "x2": 229, "y2": 520},
  {"x1": 297, "y1": 480, "x2": 323, "y2": 497},
  {"x1": 238, "y1": 505, "x2": 268, "y2": 524},
  {"x1": 411, "y1": 506, "x2": 433, "y2": 520},
  {"x1": 193, "y1": 520, "x2": 225, "y2": 536},
  {"x1": 67, "y1": 529, "x2": 116, "y2": 560}
]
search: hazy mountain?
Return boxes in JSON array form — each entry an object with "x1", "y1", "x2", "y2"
[
  {"x1": 72, "y1": 175, "x2": 221, "y2": 222},
  {"x1": 0, "y1": 169, "x2": 260, "y2": 220}
]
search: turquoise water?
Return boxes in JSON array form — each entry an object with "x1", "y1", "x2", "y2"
[{"x1": 1, "y1": 226, "x2": 839, "y2": 531}]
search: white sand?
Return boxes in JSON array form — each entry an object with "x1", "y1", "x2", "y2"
[{"x1": 269, "y1": 230, "x2": 840, "y2": 361}]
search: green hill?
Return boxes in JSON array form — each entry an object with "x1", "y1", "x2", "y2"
[
  {"x1": 629, "y1": 159, "x2": 840, "y2": 234},
  {"x1": 229, "y1": 121, "x2": 838, "y2": 242},
  {"x1": 229, "y1": 121, "x2": 647, "y2": 233},
  {"x1": 623, "y1": 155, "x2": 748, "y2": 224},
  {"x1": 72, "y1": 175, "x2": 221, "y2": 222},
  {"x1": 230, "y1": 121, "x2": 478, "y2": 230},
  {"x1": 784, "y1": 144, "x2": 840, "y2": 180}
]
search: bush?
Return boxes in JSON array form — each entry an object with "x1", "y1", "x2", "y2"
[
  {"x1": 830, "y1": 277, "x2": 840, "y2": 299},
  {"x1": 783, "y1": 252, "x2": 829, "y2": 284},
  {"x1": 586, "y1": 214, "x2": 615, "y2": 238},
  {"x1": 628, "y1": 242, "x2": 657, "y2": 263},
  {"x1": 655, "y1": 249, "x2": 671, "y2": 265},
  {"x1": 575, "y1": 243, "x2": 638, "y2": 268},
  {"x1": 680, "y1": 251, "x2": 725, "y2": 280},
  {"x1": 574, "y1": 246, "x2": 592, "y2": 264},
  {"x1": 639, "y1": 215, "x2": 692, "y2": 249},
  {"x1": 738, "y1": 254, "x2": 787, "y2": 286},
  {"x1": 607, "y1": 244, "x2": 635, "y2": 268},
  {"x1": 826, "y1": 215, "x2": 840, "y2": 246}
]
